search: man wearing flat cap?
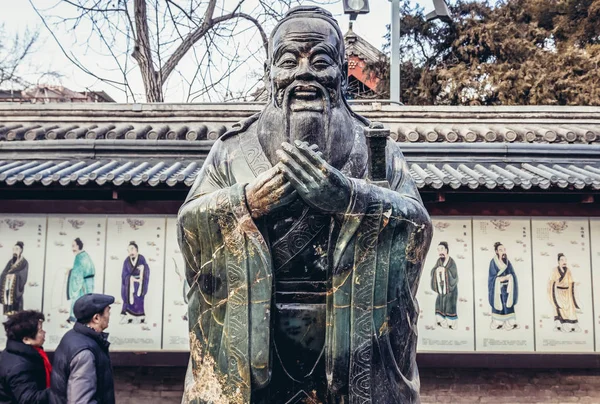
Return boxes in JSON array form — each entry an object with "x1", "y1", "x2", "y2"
[
  {"x1": 50, "y1": 293, "x2": 115, "y2": 404},
  {"x1": 178, "y1": 5, "x2": 431, "y2": 403}
]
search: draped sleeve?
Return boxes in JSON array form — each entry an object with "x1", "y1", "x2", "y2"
[
  {"x1": 326, "y1": 139, "x2": 432, "y2": 403},
  {"x1": 177, "y1": 137, "x2": 272, "y2": 403}
]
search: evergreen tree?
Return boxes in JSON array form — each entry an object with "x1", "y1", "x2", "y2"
[{"x1": 369, "y1": 0, "x2": 600, "y2": 105}]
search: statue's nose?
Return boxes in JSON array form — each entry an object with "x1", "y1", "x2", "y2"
[{"x1": 295, "y1": 59, "x2": 315, "y2": 81}]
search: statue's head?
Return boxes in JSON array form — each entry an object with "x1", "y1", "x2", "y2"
[
  {"x1": 266, "y1": 6, "x2": 347, "y2": 111},
  {"x1": 260, "y1": 7, "x2": 355, "y2": 165}
]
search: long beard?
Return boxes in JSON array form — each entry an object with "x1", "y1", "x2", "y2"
[
  {"x1": 501, "y1": 254, "x2": 508, "y2": 264},
  {"x1": 11, "y1": 254, "x2": 18, "y2": 264},
  {"x1": 258, "y1": 96, "x2": 354, "y2": 168}
]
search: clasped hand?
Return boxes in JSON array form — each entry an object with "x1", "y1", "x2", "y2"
[{"x1": 245, "y1": 140, "x2": 351, "y2": 218}]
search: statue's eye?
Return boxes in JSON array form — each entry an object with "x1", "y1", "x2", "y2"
[
  {"x1": 278, "y1": 57, "x2": 297, "y2": 68},
  {"x1": 312, "y1": 56, "x2": 333, "y2": 69}
]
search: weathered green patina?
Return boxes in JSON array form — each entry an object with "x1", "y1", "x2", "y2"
[{"x1": 177, "y1": 6, "x2": 432, "y2": 403}]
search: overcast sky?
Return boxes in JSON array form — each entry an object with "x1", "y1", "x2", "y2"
[{"x1": 1, "y1": 0, "x2": 434, "y2": 102}]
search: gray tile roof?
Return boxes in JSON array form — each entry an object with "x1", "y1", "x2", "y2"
[
  {"x1": 1, "y1": 159, "x2": 598, "y2": 190},
  {"x1": 1, "y1": 104, "x2": 600, "y2": 144},
  {"x1": 0, "y1": 104, "x2": 599, "y2": 191},
  {"x1": 1, "y1": 121, "x2": 598, "y2": 144}
]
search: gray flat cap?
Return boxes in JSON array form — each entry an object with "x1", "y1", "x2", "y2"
[{"x1": 73, "y1": 293, "x2": 115, "y2": 321}]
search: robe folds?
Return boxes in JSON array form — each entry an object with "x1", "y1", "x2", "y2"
[
  {"x1": 0, "y1": 257, "x2": 28, "y2": 315},
  {"x1": 177, "y1": 114, "x2": 432, "y2": 404},
  {"x1": 488, "y1": 257, "x2": 518, "y2": 320},
  {"x1": 121, "y1": 255, "x2": 150, "y2": 316},
  {"x1": 67, "y1": 251, "x2": 96, "y2": 321},
  {"x1": 548, "y1": 266, "x2": 580, "y2": 324},
  {"x1": 430, "y1": 257, "x2": 458, "y2": 320},
  {"x1": 67, "y1": 251, "x2": 95, "y2": 301}
]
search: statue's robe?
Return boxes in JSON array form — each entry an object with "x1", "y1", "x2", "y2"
[
  {"x1": 548, "y1": 266, "x2": 579, "y2": 324},
  {"x1": 67, "y1": 251, "x2": 95, "y2": 321},
  {"x1": 0, "y1": 257, "x2": 28, "y2": 315},
  {"x1": 178, "y1": 114, "x2": 432, "y2": 404},
  {"x1": 121, "y1": 254, "x2": 150, "y2": 317},
  {"x1": 430, "y1": 257, "x2": 458, "y2": 321},
  {"x1": 488, "y1": 257, "x2": 518, "y2": 322}
]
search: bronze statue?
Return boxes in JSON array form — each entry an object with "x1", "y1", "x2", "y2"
[{"x1": 177, "y1": 6, "x2": 432, "y2": 403}]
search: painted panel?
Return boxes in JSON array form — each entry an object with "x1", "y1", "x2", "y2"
[
  {"x1": 417, "y1": 217, "x2": 475, "y2": 352},
  {"x1": 104, "y1": 217, "x2": 166, "y2": 351},
  {"x1": 590, "y1": 219, "x2": 600, "y2": 351},
  {"x1": 0, "y1": 215, "x2": 47, "y2": 346},
  {"x1": 473, "y1": 218, "x2": 535, "y2": 352},
  {"x1": 531, "y1": 218, "x2": 594, "y2": 352},
  {"x1": 162, "y1": 217, "x2": 189, "y2": 350},
  {"x1": 43, "y1": 216, "x2": 107, "y2": 350}
]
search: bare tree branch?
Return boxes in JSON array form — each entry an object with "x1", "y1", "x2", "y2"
[{"x1": 31, "y1": 0, "x2": 331, "y2": 101}]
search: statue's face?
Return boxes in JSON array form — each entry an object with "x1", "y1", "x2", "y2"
[{"x1": 270, "y1": 18, "x2": 344, "y2": 112}]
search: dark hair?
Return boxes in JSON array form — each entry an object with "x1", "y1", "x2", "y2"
[
  {"x1": 438, "y1": 241, "x2": 449, "y2": 253},
  {"x1": 558, "y1": 253, "x2": 565, "y2": 262},
  {"x1": 77, "y1": 308, "x2": 107, "y2": 325},
  {"x1": 129, "y1": 241, "x2": 139, "y2": 251},
  {"x1": 74, "y1": 238, "x2": 84, "y2": 250},
  {"x1": 15, "y1": 241, "x2": 24, "y2": 250},
  {"x1": 3, "y1": 310, "x2": 44, "y2": 341},
  {"x1": 494, "y1": 242, "x2": 503, "y2": 252}
]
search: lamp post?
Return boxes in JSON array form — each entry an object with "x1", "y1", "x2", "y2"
[
  {"x1": 344, "y1": 0, "x2": 451, "y2": 103},
  {"x1": 388, "y1": 0, "x2": 451, "y2": 103},
  {"x1": 389, "y1": 0, "x2": 401, "y2": 103}
]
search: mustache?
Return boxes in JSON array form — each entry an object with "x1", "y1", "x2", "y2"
[{"x1": 278, "y1": 81, "x2": 332, "y2": 109}]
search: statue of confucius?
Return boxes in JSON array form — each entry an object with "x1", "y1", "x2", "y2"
[{"x1": 178, "y1": 6, "x2": 432, "y2": 404}]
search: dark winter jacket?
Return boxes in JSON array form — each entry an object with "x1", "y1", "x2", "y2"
[
  {"x1": 50, "y1": 322, "x2": 114, "y2": 404},
  {"x1": 0, "y1": 339, "x2": 49, "y2": 404}
]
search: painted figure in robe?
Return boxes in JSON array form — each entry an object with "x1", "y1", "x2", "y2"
[
  {"x1": 548, "y1": 253, "x2": 582, "y2": 333},
  {"x1": 0, "y1": 241, "x2": 28, "y2": 315},
  {"x1": 120, "y1": 241, "x2": 150, "y2": 324},
  {"x1": 430, "y1": 241, "x2": 458, "y2": 329},
  {"x1": 488, "y1": 242, "x2": 519, "y2": 330},
  {"x1": 67, "y1": 238, "x2": 95, "y2": 322}
]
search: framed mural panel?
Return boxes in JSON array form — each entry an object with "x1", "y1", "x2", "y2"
[
  {"x1": 43, "y1": 216, "x2": 108, "y2": 350},
  {"x1": 417, "y1": 217, "x2": 475, "y2": 352},
  {"x1": 0, "y1": 215, "x2": 47, "y2": 346},
  {"x1": 104, "y1": 217, "x2": 166, "y2": 351},
  {"x1": 472, "y1": 218, "x2": 535, "y2": 352},
  {"x1": 591, "y1": 219, "x2": 600, "y2": 352},
  {"x1": 162, "y1": 217, "x2": 190, "y2": 350},
  {"x1": 531, "y1": 218, "x2": 594, "y2": 352}
]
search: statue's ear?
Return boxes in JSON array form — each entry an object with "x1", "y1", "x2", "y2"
[
  {"x1": 341, "y1": 60, "x2": 348, "y2": 89},
  {"x1": 263, "y1": 60, "x2": 272, "y2": 99}
]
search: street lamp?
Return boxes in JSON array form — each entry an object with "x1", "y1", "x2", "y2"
[
  {"x1": 426, "y1": 0, "x2": 452, "y2": 23},
  {"x1": 343, "y1": 0, "x2": 370, "y2": 20}
]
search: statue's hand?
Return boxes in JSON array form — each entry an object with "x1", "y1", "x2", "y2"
[
  {"x1": 277, "y1": 141, "x2": 351, "y2": 214},
  {"x1": 245, "y1": 165, "x2": 297, "y2": 219}
]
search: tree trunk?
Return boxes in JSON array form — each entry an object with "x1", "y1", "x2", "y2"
[{"x1": 132, "y1": 0, "x2": 163, "y2": 102}]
